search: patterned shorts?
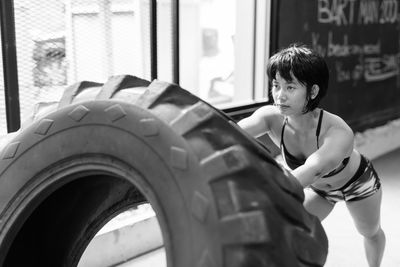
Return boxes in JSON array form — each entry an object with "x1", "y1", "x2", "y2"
[{"x1": 310, "y1": 155, "x2": 381, "y2": 204}]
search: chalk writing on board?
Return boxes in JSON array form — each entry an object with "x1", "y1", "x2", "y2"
[
  {"x1": 277, "y1": 0, "x2": 400, "y2": 127},
  {"x1": 311, "y1": 30, "x2": 400, "y2": 83},
  {"x1": 334, "y1": 54, "x2": 399, "y2": 83},
  {"x1": 310, "y1": 0, "x2": 400, "y2": 83},
  {"x1": 364, "y1": 54, "x2": 399, "y2": 81},
  {"x1": 312, "y1": 31, "x2": 381, "y2": 57},
  {"x1": 318, "y1": 0, "x2": 399, "y2": 26}
]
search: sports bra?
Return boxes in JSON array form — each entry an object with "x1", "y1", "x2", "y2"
[{"x1": 280, "y1": 109, "x2": 350, "y2": 178}]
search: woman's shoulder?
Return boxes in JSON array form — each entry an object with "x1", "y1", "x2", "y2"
[
  {"x1": 255, "y1": 104, "x2": 283, "y2": 118},
  {"x1": 321, "y1": 109, "x2": 354, "y2": 137},
  {"x1": 243, "y1": 105, "x2": 285, "y2": 135},
  {"x1": 256, "y1": 105, "x2": 287, "y2": 133},
  {"x1": 256, "y1": 105, "x2": 285, "y2": 124},
  {"x1": 238, "y1": 105, "x2": 284, "y2": 137}
]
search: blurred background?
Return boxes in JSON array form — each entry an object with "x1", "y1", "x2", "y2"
[{"x1": 1, "y1": 0, "x2": 400, "y2": 266}]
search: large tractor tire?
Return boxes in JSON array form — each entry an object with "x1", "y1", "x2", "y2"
[{"x1": 0, "y1": 75, "x2": 328, "y2": 266}]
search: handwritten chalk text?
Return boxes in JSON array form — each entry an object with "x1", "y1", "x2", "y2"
[{"x1": 318, "y1": 0, "x2": 399, "y2": 25}]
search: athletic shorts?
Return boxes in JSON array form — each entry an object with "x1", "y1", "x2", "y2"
[{"x1": 309, "y1": 155, "x2": 381, "y2": 204}]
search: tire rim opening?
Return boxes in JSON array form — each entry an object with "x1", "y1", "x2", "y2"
[{"x1": 4, "y1": 174, "x2": 166, "y2": 267}]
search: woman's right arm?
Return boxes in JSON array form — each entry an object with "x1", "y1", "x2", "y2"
[{"x1": 237, "y1": 105, "x2": 275, "y2": 137}]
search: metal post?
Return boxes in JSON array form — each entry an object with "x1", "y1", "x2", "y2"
[
  {"x1": 269, "y1": 0, "x2": 280, "y2": 54},
  {"x1": 99, "y1": 0, "x2": 113, "y2": 77},
  {"x1": 171, "y1": 0, "x2": 179, "y2": 84},
  {"x1": 0, "y1": 0, "x2": 21, "y2": 132},
  {"x1": 150, "y1": 0, "x2": 157, "y2": 80}
]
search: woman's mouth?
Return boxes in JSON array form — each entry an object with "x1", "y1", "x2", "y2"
[{"x1": 274, "y1": 103, "x2": 290, "y2": 109}]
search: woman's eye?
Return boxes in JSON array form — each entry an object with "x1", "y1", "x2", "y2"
[{"x1": 287, "y1": 86, "x2": 295, "y2": 91}]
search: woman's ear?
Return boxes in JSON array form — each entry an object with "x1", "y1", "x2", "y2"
[{"x1": 311, "y1": 85, "x2": 319, "y2": 99}]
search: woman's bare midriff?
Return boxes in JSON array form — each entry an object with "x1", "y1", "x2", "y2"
[{"x1": 310, "y1": 149, "x2": 362, "y2": 191}]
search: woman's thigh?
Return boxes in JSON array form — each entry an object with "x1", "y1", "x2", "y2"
[
  {"x1": 346, "y1": 188, "x2": 383, "y2": 236},
  {"x1": 303, "y1": 188, "x2": 335, "y2": 221}
]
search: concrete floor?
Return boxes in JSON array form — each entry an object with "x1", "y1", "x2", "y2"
[{"x1": 121, "y1": 148, "x2": 400, "y2": 267}]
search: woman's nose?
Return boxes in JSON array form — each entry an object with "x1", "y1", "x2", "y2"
[{"x1": 276, "y1": 90, "x2": 286, "y2": 101}]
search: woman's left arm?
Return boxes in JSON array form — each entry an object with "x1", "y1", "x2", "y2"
[{"x1": 291, "y1": 126, "x2": 354, "y2": 188}]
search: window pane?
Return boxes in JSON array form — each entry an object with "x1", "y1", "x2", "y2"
[
  {"x1": 13, "y1": 0, "x2": 151, "y2": 125},
  {"x1": 179, "y1": 0, "x2": 240, "y2": 106},
  {"x1": 14, "y1": 1, "x2": 65, "y2": 125}
]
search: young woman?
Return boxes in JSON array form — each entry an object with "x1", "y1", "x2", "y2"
[{"x1": 238, "y1": 44, "x2": 385, "y2": 267}]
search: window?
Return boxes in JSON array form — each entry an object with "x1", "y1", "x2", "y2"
[
  {"x1": 1, "y1": 0, "x2": 271, "y2": 133},
  {"x1": 178, "y1": 0, "x2": 271, "y2": 107}
]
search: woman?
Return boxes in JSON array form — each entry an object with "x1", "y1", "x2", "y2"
[{"x1": 238, "y1": 44, "x2": 385, "y2": 267}]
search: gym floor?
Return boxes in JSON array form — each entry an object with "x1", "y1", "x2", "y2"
[{"x1": 119, "y1": 148, "x2": 400, "y2": 267}]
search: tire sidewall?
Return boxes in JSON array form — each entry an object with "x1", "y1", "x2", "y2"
[{"x1": 0, "y1": 100, "x2": 210, "y2": 266}]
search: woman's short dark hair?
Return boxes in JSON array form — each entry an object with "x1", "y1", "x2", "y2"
[{"x1": 266, "y1": 43, "x2": 329, "y2": 112}]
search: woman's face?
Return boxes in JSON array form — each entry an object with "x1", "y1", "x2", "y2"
[{"x1": 271, "y1": 72, "x2": 308, "y2": 116}]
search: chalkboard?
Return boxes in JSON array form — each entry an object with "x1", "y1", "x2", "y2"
[{"x1": 272, "y1": 0, "x2": 400, "y2": 131}]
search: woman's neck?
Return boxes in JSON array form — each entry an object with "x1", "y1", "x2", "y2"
[{"x1": 286, "y1": 109, "x2": 320, "y2": 134}]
